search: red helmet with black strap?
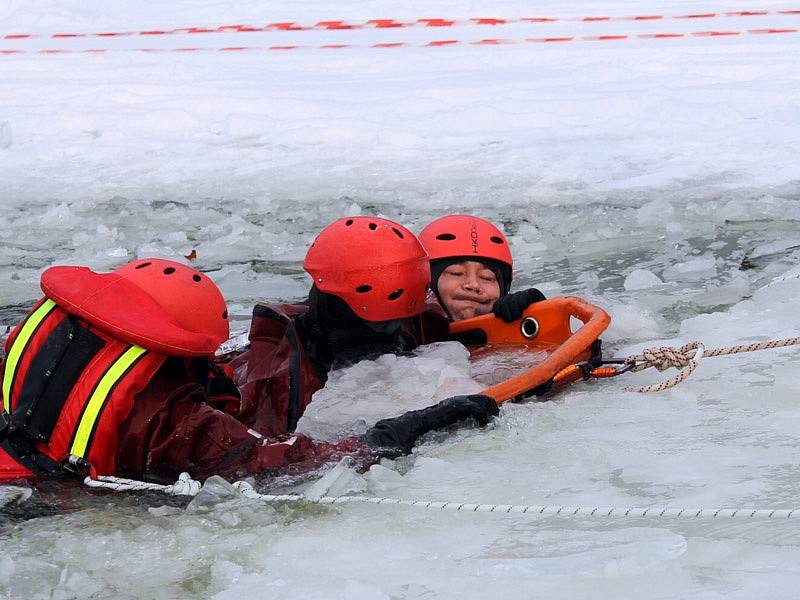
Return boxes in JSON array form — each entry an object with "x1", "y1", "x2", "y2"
[
  {"x1": 419, "y1": 215, "x2": 513, "y2": 294},
  {"x1": 303, "y1": 217, "x2": 430, "y2": 322},
  {"x1": 41, "y1": 258, "x2": 229, "y2": 357}
]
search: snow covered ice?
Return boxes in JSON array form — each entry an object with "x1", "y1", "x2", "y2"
[{"x1": 3, "y1": 0, "x2": 800, "y2": 598}]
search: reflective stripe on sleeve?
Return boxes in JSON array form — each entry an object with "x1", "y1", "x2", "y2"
[
  {"x1": 69, "y1": 345, "x2": 148, "y2": 459},
  {"x1": 3, "y1": 299, "x2": 57, "y2": 412}
]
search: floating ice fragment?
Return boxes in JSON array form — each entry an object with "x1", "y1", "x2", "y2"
[
  {"x1": 624, "y1": 269, "x2": 663, "y2": 291},
  {"x1": 296, "y1": 342, "x2": 479, "y2": 442},
  {"x1": 537, "y1": 280, "x2": 562, "y2": 296},
  {"x1": 662, "y1": 254, "x2": 717, "y2": 282},
  {"x1": 305, "y1": 456, "x2": 367, "y2": 499},
  {"x1": 765, "y1": 264, "x2": 800, "y2": 288},
  {"x1": 636, "y1": 199, "x2": 674, "y2": 227},
  {"x1": 690, "y1": 273, "x2": 751, "y2": 308},
  {"x1": 0, "y1": 485, "x2": 32, "y2": 507},
  {"x1": 40, "y1": 203, "x2": 77, "y2": 229},
  {"x1": 104, "y1": 247, "x2": 128, "y2": 258},
  {"x1": 187, "y1": 475, "x2": 240, "y2": 511},
  {"x1": 577, "y1": 271, "x2": 600, "y2": 291},
  {"x1": 603, "y1": 301, "x2": 660, "y2": 340},
  {"x1": 365, "y1": 463, "x2": 406, "y2": 494},
  {"x1": 136, "y1": 243, "x2": 178, "y2": 258},
  {"x1": 750, "y1": 238, "x2": 800, "y2": 260}
]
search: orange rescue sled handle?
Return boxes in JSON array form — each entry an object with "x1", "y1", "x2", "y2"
[{"x1": 449, "y1": 296, "x2": 611, "y2": 404}]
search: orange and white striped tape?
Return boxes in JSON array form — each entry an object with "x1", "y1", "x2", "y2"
[
  {"x1": 1, "y1": 9, "x2": 798, "y2": 40},
  {"x1": 0, "y1": 27, "x2": 797, "y2": 55}
]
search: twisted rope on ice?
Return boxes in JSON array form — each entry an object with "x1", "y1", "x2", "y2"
[
  {"x1": 83, "y1": 472, "x2": 201, "y2": 495},
  {"x1": 622, "y1": 336, "x2": 800, "y2": 392},
  {"x1": 83, "y1": 474, "x2": 800, "y2": 520}
]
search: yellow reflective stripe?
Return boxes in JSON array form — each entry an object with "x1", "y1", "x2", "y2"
[
  {"x1": 3, "y1": 299, "x2": 57, "y2": 413},
  {"x1": 69, "y1": 345, "x2": 147, "y2": 459}
]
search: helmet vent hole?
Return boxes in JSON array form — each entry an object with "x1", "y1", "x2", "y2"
[
  {"x1": 392, "y1": 227, "x2": 404, "y2": 239},
  {"x1": 345, "y1": 219, "x2": 354, "y2": 226},
  {"x1": 222, "y1": 310, "x2": 228, "y2": 320},
  {"x1": 436, "y1": 233, "x2": 456, "y2": 241},
  {"x1": 368, "y1": 223, "x2": 378, "y2": 231},
  {"x1": 490, "y1": 236, "x2": 505, "y2": 244},
  {"x1": 193, "y1": 274, "x2": 202, "y2": 282},
  {"x1": 356, "y1": 285, "x2": 372, "y2": 294},
  {"x1": 388, "y1": 289, "x2": 404, "y2": 301},
  {"x1": 135, "y1": 262, "x2": 152, "y2": 269},
  {"x1": 163, "y1": 267, "x2": 176, "y2": 275}
]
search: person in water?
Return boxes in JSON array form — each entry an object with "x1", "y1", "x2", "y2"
[
  {"x1": 229, "y1": 216, "x2": 496, "y2": 444},
  {"x1": 418, "y1": 214, "x2": 546, "y2": 322},
  {"x1": 0, "y1": 258, "x2": 317, "y2": 483},
  {"x1": 0, "y1": 219, "x2": 497, "y2": 483}
]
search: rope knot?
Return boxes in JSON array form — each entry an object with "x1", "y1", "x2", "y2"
[
  {"x1": 611, "y1": 335, "x2": 800, "y2": 393},
  {"x1": 624, "y1": 342, "x2": 705, "y2": 393},
  {"x1": 641, "y1": 346, "x2": 693, "y2": 371}
]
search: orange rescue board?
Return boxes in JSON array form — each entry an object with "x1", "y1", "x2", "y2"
[{"x1": 449, "y1": 296, "x2": 611, "y2": 404}]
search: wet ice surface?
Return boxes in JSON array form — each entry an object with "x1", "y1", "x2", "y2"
[
  {"x1": 296, "y1": 341, "x2": 548, "y2": 443},
  {"x1": 3, "y1": 0, "x2": 800, "y2": 598},
  {"x1": 296, "y1": 342, "x2": 482, "y2": 442}
]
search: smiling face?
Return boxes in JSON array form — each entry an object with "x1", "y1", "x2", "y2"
[{"x1": 436, "y1": 260, "x2": 501, "y2": 321}]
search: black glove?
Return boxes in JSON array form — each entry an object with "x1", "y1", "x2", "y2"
[
  {"x1": 492, "y1": 288, "x2": 546, "y2": 323},
  {"x1": 365, "y1": 394, "x2": 499, "y2": 457}
]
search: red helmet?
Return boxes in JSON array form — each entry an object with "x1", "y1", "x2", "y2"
[
  {"x1": 419, "y1": 215, "x2": 513, "y2": 272},
  {"x1": 114, "y1": 258, "x2": 229, "y2": 346},
  {"x1": 303, "y1": 217, "x2": 430, "y2": 322}
]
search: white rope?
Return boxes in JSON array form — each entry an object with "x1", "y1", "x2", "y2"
[
  {"x1": 82, "y1": 474, "x2": 800, "y2": 520},
  {"x1": 83, "y1": 472, "x2": 201, "y2": 496},
  {"x1": 233, "y1": 481, "x2": 800, "y2": 519}
]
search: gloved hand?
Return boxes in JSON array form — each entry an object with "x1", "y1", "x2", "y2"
[
  {"x1": 365, "y1": 394, "x2": 499, "y2": 457},
  {"x1": 492, "y1": 288, "x2": 546, "y2": 323}
]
